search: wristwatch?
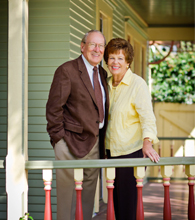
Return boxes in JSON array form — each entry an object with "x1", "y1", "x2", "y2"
[{"x1": 144, "y1": 138, "x2": 153, "y2": 143}]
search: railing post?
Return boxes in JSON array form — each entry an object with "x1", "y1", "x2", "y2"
[
  {"x1": 106, "y1": 167, "x2": 115, "y2": 220},
  {"x1": 161, "y1": 166, "x2": 172, "y2": 220},
  {"x1": 74, "y1": 168, "x2": 84, "y2": 220},
  {"x1": 42, "y1": 169, "x2": 53, "y2": 220},
  {"x1": 185, "y1": 165, "x2": 195, "y2": 220},
  {"x1": 134, "y1": 166, "x2": 145, "y2": 220}
]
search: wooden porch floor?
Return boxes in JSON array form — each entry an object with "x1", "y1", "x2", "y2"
[{"x1": 93, "y1": 181, "x2": 194, "y2": 220}]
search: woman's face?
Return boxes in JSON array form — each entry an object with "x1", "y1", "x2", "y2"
[{"x1": 107, "y1": 50, "x2": 129, "y2": 77}]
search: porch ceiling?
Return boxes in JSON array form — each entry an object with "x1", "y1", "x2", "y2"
[{"x1": 125, "y1": 0, "x2": 195, "y2": 27}]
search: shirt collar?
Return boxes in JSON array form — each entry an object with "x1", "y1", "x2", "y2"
[
  {"x1": 81, "y1": 54, "x2": 98, "y2": 71},
  {"x1": 107, "y1": 68, "x2": 133, "y2": 89}
]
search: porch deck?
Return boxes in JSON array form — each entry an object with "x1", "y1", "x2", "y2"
[{"x1": 93, "y1": 181, "x2": 193, "y2": 220}]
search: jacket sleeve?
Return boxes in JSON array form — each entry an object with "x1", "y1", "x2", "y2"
[{"x1": 46, "y1": 65, "x2": 71, "y2": 146}]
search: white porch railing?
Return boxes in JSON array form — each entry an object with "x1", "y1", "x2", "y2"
[{"x1": 25, "y1": 157, "x2": 195, "y2": 220}]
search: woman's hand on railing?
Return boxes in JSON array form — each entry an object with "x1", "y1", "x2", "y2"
[{"x1": 142, "y1": 140, "x2": 160, "y2": 163}]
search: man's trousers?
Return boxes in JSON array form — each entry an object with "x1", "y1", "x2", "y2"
[{"x1": 54, "y1": 138, "x2": 100, "y2": 220}]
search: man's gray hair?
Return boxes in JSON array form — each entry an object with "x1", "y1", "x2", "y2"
[{"x1": 81, "y1": 30, "x2": 106, "y2": 45}]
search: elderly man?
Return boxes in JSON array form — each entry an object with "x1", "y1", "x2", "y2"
[{"x1": 46, "y1": 30, "x2": 109, "y2": 220}]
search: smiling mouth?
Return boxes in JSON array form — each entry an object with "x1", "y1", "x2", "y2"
[
  {"x1": 112, "y1": 66, "x2": 120, "y2": 69},
  {"x1": 92, "y1": 52, "x2": 100, "y2": 57}
]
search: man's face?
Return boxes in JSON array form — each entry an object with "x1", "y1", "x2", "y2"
[{"x1": 81, "y1": 32, "x2": 105, "y2": 66}]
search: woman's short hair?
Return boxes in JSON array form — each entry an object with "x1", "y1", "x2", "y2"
[{"x1": 104, "y1": 38, "x2": 134, "y2": 67}]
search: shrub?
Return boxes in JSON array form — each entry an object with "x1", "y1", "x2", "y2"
[{"x1": 150, "y1": 42, "x2": 195, "y2": 104}]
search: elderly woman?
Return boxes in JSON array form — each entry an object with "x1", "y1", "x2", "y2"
[{"x1": 104, "y1": 38, "x2": 160, "y2": 220}]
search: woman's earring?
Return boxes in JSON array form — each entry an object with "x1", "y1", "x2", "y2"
[{"x1": 126, "y1": 65, "x2": 129, "y2": 69}]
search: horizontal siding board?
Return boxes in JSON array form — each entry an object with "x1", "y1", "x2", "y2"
[
  {"x1": 29, "y1": 50, "x2": 68, "y2": 59},
  {"x1": 29, "y1": 33, "x2": 69, "y2": 42},
  {"x1": 28, "y1": 204, "x2": 56, "y2": 212},
  {"x1": 0, "y1": 140, "x2": 6, "y2": 146},
  {"x1": 28, "y1": 141, "x2": 52, "y2": 149},
  {"x1": 29, "y1": 25, "x2": 70, "y2": 34},
  {"x1": 28, "y1": 149, "x2": 55, "y2": 157},
  {"x1": 29, "y1": 8, "x2": 68, "y2": 17},
  {"x1": 0, "y1": 212, "x2": 6, "y2": 220},
  {"x1": 29, "y1": 42, "x2": 69, "y2": 51},
  {"x1": 70, "y1": 7, "x2": 94, "y2": 26},
  {"x1": 0, "y1": 76, "x2": 7, "y2": 83},
  {"x1": 0, "y1": 133, "x2": 6, "y2": 140},
  {"x1": 29, "y1": 0, "x2": 67, "y2": 8},
  {"x1": 0, "y1": 43, "x2": 7, "y2": 50},
  {"x1": 70, "y1": 0, "x2": 94, "y2": 16},
  {"x1": 28, "y1": 132, "x2": 49, "y2": 141},
  {"x1": 70, "y1": 43, "x2": 80, "y2": 54},
  {"x1": 28, "y1": 116, "x2": 47, "y2": 124},
  {"x1": 28, "y1": 76, "x2": 53, "y2": 83},
  {"x1": 0, "y1": 92, "x2": 7, "y2": 99},
  {"x1": 0, "y1": 117, "x2": 6, "y2": 124},
  {"x1": 29, "y1": 84, "x2": 51, "y2": 91},
  {"x1": 29, "y1": 16, "x2": 69, "y2": 26},
  {"x1": 0, "y1": 108, "x2": 7, "y2": 116},
  {"x1": 70, "y1": 26, "x2": 87, "y2": 39},
  {"x1": 0, "y1": 108, "x2": 7, "y2": 117},
  {"x1": 0, "y1": 50, "x2": 7, "y2": 58},
  {"x1": 28, "y1": 196, "x2": 56, "y2": 204},
  {"x1": 29, "y1": 124, "x2": 48, "y2": 132},
  {"x1": 0, "y1": 68, "x2": 7, "y2": 75},
  {"x1": 28, "y1": 108, "x2": 47, "y2": 116},
  {"x1": 0, "y1": 125, "x2": 7, "y2": 132},
  {"x1": 0, "y1": 204, "x2": 6, "y2": 211},
  {"x1": 29, "y1": 67, "x2": 57, "y2": 75},
  {"x1": 70, "y1": 34, "x2": 82, "y2": 46},
  {"x1": 0, "y1": 180, "x2": 5, "y2": 187},
  {"x1": 70, "y1": 16, "x2": 93, "y2": 31},
  {"x1": 0, "y1": 85, "x2": 7, "y2": 91},
  {"x1": 70, "y1": 51, "x2": 81, "y2": 60},
  {"x1": 29, "y1": 58, "x2": 67, "y2": 67},
  {"x1": 0, "y1": 101, "x2": 7, "y2": 107}
]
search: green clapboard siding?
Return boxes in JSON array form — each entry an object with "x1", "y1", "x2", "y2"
[
  {"x1": 28, "y1": 0, "x2": 95, "y2": 219},
  {"x1": 0, "y1": 1, "x2": 7, "y2": 219}
]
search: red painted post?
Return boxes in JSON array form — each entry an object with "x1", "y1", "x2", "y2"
[
  {"x1": 75, "y1": 181, "x2": 83, "y2": 220},
  {"x1": 136, "y1": 179, "x2": 144, "y2": 220},
  {"x1": 163, "y1": 178, "x2": 171, "y2": 220},
  {"x1": 188, "y1": 177, "x2": 195, "y2": 220},
  {"x1": 106, "y1": 180, "x2": 115, "y2": 220},
  {"x1": 44, "y1": 181, "x2": 52, "y2": 220}
]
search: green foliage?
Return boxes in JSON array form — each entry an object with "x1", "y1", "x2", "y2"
[
  {"x1": 150, "y1": 42, "x2": 195, "y2": 104},
  {"x1": 19, "y1": 213, "x2": 34, "y2": 220}
]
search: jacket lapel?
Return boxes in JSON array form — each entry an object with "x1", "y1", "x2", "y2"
[{"x1": 77, "y1": 56, "x2": 97, "y2": 106}]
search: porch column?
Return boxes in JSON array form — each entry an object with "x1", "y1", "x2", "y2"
[{"x1": 6, "y1": 0, "x2": 29, "y2": 219}]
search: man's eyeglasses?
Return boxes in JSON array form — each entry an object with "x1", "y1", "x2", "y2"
[{"x1": 84, "y1": 42, "x2": 105, "y2": 51}]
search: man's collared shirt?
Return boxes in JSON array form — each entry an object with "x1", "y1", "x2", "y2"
[
  {"x1": 105, "y1": 69, "x2": 159, "y2": 157},
  {"x1": 82, "y1": 54, "x2": 105, "y2": 129}
]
